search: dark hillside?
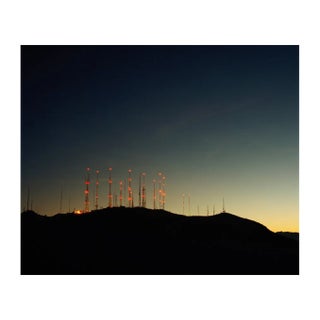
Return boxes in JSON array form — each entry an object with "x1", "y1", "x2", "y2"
[
  {"x1": 276, "y1": 231, "x2": 299, "y2": 241},
  {"x1": 21, "y1": 208, "x2": 299, "y2": 275}
]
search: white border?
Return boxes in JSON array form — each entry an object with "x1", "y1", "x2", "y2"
[{"x1": 1, "y1": 1, "x2": 320, "y2": 319}]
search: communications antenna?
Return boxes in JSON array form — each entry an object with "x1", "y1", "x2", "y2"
[
  {"x1": 123, "y1": 178, "x2": 127, "y2": 207},
  {"x1": 139, "y1": 173, "x2": 142, "y2": 207},
  {"x1": 128, "y1": 169, "x2": 133, "y2": 208},
  {"x1": 119, "y1": 180, "x2": 123, "y2": 206},
  {"x1": 222, "y1": 197, "x2": 226, "y2": 213},
  {"x1": 26, "y1": 186, "x2": 30, "y2": 211},
  {"x1": 108, "y1": 167, "x2": 113, "y2": 208},
  {"x1": 142, "y1": 172, "x2": 146, "y2": 208},
  {"x1": 84, "y1": 167, "x2": 90, "y2": 213},
  {"x1": 161, "y1": 175, "x2": 165, "y2": 210},
  {"x1": 158, "y1": 172, "x2": 162, "y2": 209},
  {"x1": 188, "y1": 193, "x2": 190, "y2": 216},
  {"x1": 95, "y1": 170, "x2": 100, "y2": 210},
  {"x1": 59, "y1": 187, "x2": 63, "y2": 213},
  {"x1": 182, "y1": 193, "x2": 185, "y2": 215},
  {"x1": 153, "y1": 179, "x2": 156, "y2": 209}
]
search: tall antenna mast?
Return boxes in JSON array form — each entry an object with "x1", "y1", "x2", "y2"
[
  {"x1": 123, "y1": 178, "x2": 127, "y2": 207},
  {"x1": 161, "y1": 175, "x2": 166, "y2": 210},
  {"x1": 222, "y1": 197, "x2": 225, "y2": 213},
  {"x1": 139, "y1": 173, "x2": 141, "y2": 207},
  {"x1": 139, "y1": 173, "x2": 142, "y2": 207},
  {"x1": 188, "y1": 193, "x2": 190, "y2": 216},
  {"x1": 128, "y1": 169, "x2": 133, "y2": 208},
  {"x1": 119, "y1": 180, "x2": 123, "y2": 207},
  {"x1": 95, "y1": 170, "x2": 100, "y2": 210},
  {"x1": 27, "y1": 185, "x2": 30, "y2": 211},
  {"x1": 158, "y1": 172, "x2": 162, "y2": 209},
  {"x1": 59, "y1": 187, "x2": 63, "y2": 213},
  {"x1": 182, "y1": 193, "x2": 185, "y2": 215},
  {"x1": 108, "y1": 167, "x2": 113, "y2": 208},
  {"x1": 153, "y1": 179, "x2": 156, "y2": 209},
  {"x1": 142, "y1": 172, "x2": 146, "y2": 208},
  {"x1": 213, "y1": 204, "x2": 215, "y2": 215},
  {"x1": 84, "y1": 167, "x2": 90, "y2": 213}
]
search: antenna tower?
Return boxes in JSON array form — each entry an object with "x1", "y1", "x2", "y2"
[
  {"x1": 128, "y1": 169, "x2": 133, "y2": 208},
  {"x1": 182, "y1": 193, "x2": 185, "y2": 215},
  {"x1": 161, "y1": 175, "x2": 166, "y2": 210},
  {"x1": 108, "y1": 167, "x2": 113, "y2": 208},
  {"x1": 84, "y1": 167, "x2": 90, "y2": 213},
  {"x1": 158, "y1": 172, "x2": 162, "y2": 209},
  {"x1": 222, "y1": 197, "x2": 225, "y2": 213},
  {"x1": 95, "y1": 170, "x2": 100, "y2": 210},
  {"x1": 153, "y1": 179, "x2": 156, "y2": 209},
  {"x1": 60, "y1": 187, "x2": 63, "y2": 213},
  {"x1": 188, "y1": 193, "x2": 190, "y2": 216},
  {"x1": 27, "y1": 186, "x2": 30, "y2": 211},
  {"x1": 139, "y1": 173, "x2": 142, "y2": 207},
  {"x1": 142, "y1": 172, "x2": 146, "y2": 208},
  {"x1": 119, "y1": 180, "x2": 123, "y2": 206}
]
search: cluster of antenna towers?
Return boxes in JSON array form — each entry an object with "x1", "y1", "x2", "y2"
[
  {"x1": 181, "y1": 193, "x2": 226, "y2": 216},
  {"x1": 83, "y1": 168, "x2": 166, "y2": 213},
  {"x1": 23, "y1": 170, "x2": 227, "y2": 215}
]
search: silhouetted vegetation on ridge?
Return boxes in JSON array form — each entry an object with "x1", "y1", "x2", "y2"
[{"x1": 21, "y1": 207, "x2": 299, "y2": 275}]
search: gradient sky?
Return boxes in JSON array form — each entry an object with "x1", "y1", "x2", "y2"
[{"x1": 21, "y1": 45, "x2": 299, "y2": 231}]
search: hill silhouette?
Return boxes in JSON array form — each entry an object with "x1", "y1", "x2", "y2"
[
  {"x1": 276, "y1": 231, "x2": 299, "y2": 241},
  {"x1": 21, "y1": 208, "x2": 299, "y2": 275}
]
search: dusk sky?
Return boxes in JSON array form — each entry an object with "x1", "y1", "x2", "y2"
[{"x1": 21, "y1": 45, "x2": 299, "y2": 231}]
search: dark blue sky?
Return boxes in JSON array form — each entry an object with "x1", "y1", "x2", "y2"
[{"x1": 21, "y1": 45, "x2": 298, "y2": 230}]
